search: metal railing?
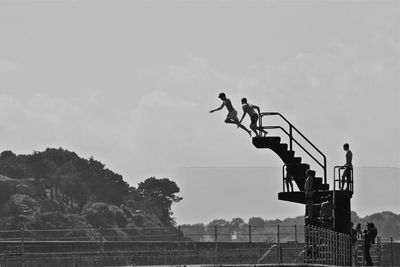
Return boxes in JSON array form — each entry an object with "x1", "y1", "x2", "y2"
[
  {"x1": 259, "y1": 112, "x2": 327, "y2": 184},
  {"x1": 304, "y1": 224, "x2": 351, "y2": 266},
  {"x1": 0, "y1": 225, "x2": 397, "y2": 266},
  {"x1": 333, "y1": 165, "x2": 354, "y2": 193}
]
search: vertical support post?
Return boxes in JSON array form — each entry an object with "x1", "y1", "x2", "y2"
[
  {"x1": 294, "y1": 225, "x2": 298, "y2": 253},
  {"x1": 304, "y1": 225, "x2": 308, "y2": 263},
  {"x1": 178, "y1": 225, "x2": 182, "y2": 265},
  {"x1": 391, "y1": 237, "x2": 394, "y2": 267},
  {"x1": 323, "y1": 156, "x2": 327, "y2": 185},
  {"x1": 99, "y1": 227, "x2": 104, "y2": 267},
  {"x1": 277, "y1": 224, "x2": 282, "y2": 263},
  {"x1": 378, "y1": 236, "x2": 382, "y2": 266},
  {"x1": 214, "y1": 225, "x2": 218, "y2": 264},
  {"x1": 248, "y1": 225, "x2": 252, "y2": 244},
  {"x1": 289, "y1": 124, "x2": 293, "y2": 151},
  {"x1": 362, "y1": 238, "x2": 365, "y2": 266},
  {"x1": 282, "y1": 165, "x2": 285, "y2": 192},
  {"x1": 21, "y1": 227, "x2": 25, "y2": 267}
]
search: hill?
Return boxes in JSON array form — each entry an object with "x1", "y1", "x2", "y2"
[{"x1": 0, "y1": 148, "x2": 182, "y2": 240}]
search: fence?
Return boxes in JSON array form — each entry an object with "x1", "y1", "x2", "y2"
[
  {"x1": 304, "y1": 225, "x2": 351, "y2": 266},
  {"x1": 0, "y1": 225, "x2": 398, "y2": 266}
]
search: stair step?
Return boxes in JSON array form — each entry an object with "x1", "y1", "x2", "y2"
[
  {"x1": 285, "y1": 150, "x2": 295, "y2": 158},
  {"x1": 278, "y1": 143, "x2": 288, "y2": 151},
  {"x1": 286, "y1": 163, "x2": 310, "y2": 177},
  {"x1": 288, "y1": 157, "x2": 302, "y2": 164},
  {"x1": 252, "y1": 136, "x2": 281, "y2": 148}
]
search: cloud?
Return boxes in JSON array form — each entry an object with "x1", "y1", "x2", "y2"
[{"x1": 0, "y1": 59, "x2": 18, "y2": 73}]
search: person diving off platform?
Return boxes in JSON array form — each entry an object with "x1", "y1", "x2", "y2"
[
  {"x1": 209, "y1": 93, "x2": 252, "y2": 137},
  {"x1": 239, "y1": 97, "x2": 268, "y2": 137}
]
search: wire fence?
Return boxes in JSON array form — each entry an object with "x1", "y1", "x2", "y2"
[{"x1": 0, "y1": 225, "x2": 398, "y2": 266}]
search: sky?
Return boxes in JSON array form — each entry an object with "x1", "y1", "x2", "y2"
[{"x1": 0, "y1": 0, "x2": 399, "y2": 224}]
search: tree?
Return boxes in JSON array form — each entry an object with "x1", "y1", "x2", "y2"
[{"x1": 137, "y1": 177, "x2": 182, "y2": 225}]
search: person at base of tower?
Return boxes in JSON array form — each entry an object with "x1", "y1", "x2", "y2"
[
  {"x1": 340, "y1": 143, "x2": 353, "y2": 190},
  {"x1": 304, "y1": 169, "x2": 315, "y2": 220},
  {"x1": 320, "y1": 195, "x2": 335, "y2": 229},
  {"x1": 351, "y1": 222, "x2": 358, "y2": 266},
  {"x1": 239, "y1": 97, "x2": 268, "y2": 137},
  {"x1": 363, "y1": 222, "x2": 377, "y2": 266},
  {"x1": 209, "y1": 93, "x2": 251, "y2": 137}
]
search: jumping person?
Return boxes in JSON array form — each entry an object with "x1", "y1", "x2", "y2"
[
  {"x1": 340, "y1": 143, "x2": 353, "y2": 190},
  {"x1": 210, "y1": 93, "x2": 251, "y2": 136},
  {"x1": 239, "y1": 98, "x2": 268, "y2": 137}
]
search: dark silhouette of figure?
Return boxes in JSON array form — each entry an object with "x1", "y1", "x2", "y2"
[
  {"x1": 363, "y1": 222, "x2": 378, "y2": 266},
  {"x1": 239, "y1": 98, "x2": 268, "y2": 137},
  {"x1": 210, "y1": 93, "x2": 251, "y2": 136},
  {"x1": 320, "y1": 195, "x2": 335, "y2": 229},
  {"x1": 284, "y1": 170, "x2": 294, "y2": 192},
  {"x1": 304, "y1": 169, "x2": 315, "y2": 221},
  {"x1": 340, "y1": 143, "x2": 353, "y2": 190},
  {"x1": 356, "y1": 223, "x2": 362, "y2": 239},
  {"x1": 351, "y1": 222, "x2": 358, "y2": 266}
]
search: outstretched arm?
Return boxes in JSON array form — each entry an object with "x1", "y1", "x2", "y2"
[
  {"x1": 239, "y1": 113, "x2": 246, "y2": 123},
  {"x1": 239, "y1": 107, "x2": 246, "y2": 123},
  {"x1": 209, "y1": 103, "x2": 224, "y2": 113}
]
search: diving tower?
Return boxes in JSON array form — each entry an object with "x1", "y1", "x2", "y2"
[{"x1": 253, "y1": 112, "x2": 353, "y2": 235}]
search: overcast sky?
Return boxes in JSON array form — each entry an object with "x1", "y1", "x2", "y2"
[{"x1": 1, "y1": 0, "x2": 399, "y2": 223}]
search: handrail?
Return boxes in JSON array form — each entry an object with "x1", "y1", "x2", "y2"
[
  {"x1": 259, "y1": 112, "x2": 327, "y2": 184},
  {"x1": 333, "y1": 166, "x2": 353, "y2": 193}
]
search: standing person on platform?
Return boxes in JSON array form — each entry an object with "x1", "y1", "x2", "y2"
[
  {"x1": 304, "y1": 169, "x2": 315, "y2": 221},
  {"x1": 239, "y1": 97, "x2": 268, "y2": 137},
  {"x1": 340, "y1": 143, "x2": 353, "y2": 190},
  {"x1": 210, "y1": 93, "x2": 251, "y2": 136}
]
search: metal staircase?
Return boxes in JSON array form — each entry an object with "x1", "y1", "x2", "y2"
[
  {"x1": 252, "y1": 112, "x2": 330, "y2": 203},
  {"x1": 251, "y1": 112, "x2": 353, "y2": 233}
]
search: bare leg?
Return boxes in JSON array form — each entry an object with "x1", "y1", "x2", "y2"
[
  {"x1": 257, "y1": 126, "x2": 268, "y2": 136},
  {"x1": 225, "y1": 119, "x2": 251, "y2": 136},
  {"x1": 238, "y1": 123, "x2": 252, "y2": 136},
  {"x1": 250, "y1": 123, "x2": 259, "y2": 136}
]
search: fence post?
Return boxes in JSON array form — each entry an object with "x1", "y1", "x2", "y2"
[
  {"x1": 178, "y1": 225, "x2": 182, "y2": 265},
  {"x1": 21, "y1": 227, "x2": 25, "y2": 267},
  {"x1": 99, "y1": 227, "x2": 104, "y2": 267},
  {"x1": 391, "y1": 237, "x2": 394, "y2": 266},
  {"x1": 214, "y1": 225, "x2": 218, "y2": 264},
  {"x1": 249, "y1": 225, "x2": 252, "y2": 243},
  {"x1": 362, "y1": 238, "x2": 365, "y2": 266},
  {"x1": 277, "y1": 224, "x2": 282, "y2": 263},
  {"x1": 294, "y1": 224, "x2": 298, "y2": 253},
  {"x1": 378, "y1": 236, "x2": 382, "y2": 266}
]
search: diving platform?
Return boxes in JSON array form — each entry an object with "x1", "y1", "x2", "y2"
[{"x1": 252, "y1": 113, "x2": 353, "y2": 235}]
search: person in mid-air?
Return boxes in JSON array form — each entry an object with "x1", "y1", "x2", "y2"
[
  {"x1": 239, "y1": 97, "x2": 268, "y2": 137},
  {"x1": 210, "y1": 93, "x2": 251, "y2": 136}
]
